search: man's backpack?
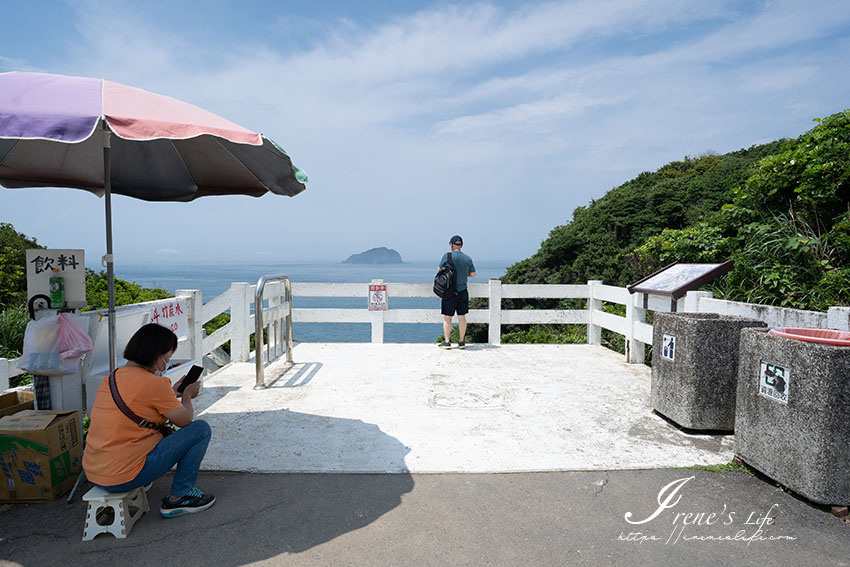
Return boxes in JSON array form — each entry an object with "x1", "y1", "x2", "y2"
[{"x1": 433, "y1": 252, "x2": 457, "y2": 298}]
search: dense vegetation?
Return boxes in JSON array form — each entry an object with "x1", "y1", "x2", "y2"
[
  {"x1": 0, "y1": 222, "x2": 42, "y2": 308},
  {"x1": 469, "y1": 109, "x2": 850, "y2": 344},
  {"x1": 637, "y1": 110, "x2": 850, "y2": 310},
  {"x1": 502, "y1": 141, "x2": 785, "y2": 288}
]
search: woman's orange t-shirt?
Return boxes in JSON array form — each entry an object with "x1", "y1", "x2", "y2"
[{"x1": 82, "y1": 366, "x2": 183, "y2": 486}]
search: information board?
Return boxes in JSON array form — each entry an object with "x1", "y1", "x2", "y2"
[{"x1": 627, "y1": 261, "x2": 733, "y2": 300}]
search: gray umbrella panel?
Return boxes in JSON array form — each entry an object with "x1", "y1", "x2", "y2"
[{"x1": 0, "y1": 132, "x2": 306, "y2": 201}]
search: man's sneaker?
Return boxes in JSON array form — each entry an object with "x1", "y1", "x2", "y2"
[
  {"x1": 458, "y1": 341, "x2": 466, "y2": 349},
  {"x1": 160, "y1": 487, "x2": 216, "y2": 518},
  {"x1": 438, "y1": 341, "x2": 451, "y2": 349}
]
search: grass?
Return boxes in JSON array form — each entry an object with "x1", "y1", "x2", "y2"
[{"x1": 0, "y1": 304, "x2": 33, "y2": 388}]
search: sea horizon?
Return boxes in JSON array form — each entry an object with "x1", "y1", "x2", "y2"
[{"x1": 110, "y1": 260, "x2": 515, "y2": 343}]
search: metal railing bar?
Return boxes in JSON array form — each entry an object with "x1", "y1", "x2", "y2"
[{"x1": 254, "y1": 274, "x2": 293, "y2": 389}]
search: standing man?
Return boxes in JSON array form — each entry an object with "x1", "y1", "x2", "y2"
[{"x1": 438, "y1": 235, "x2": 476, "y2": 349}]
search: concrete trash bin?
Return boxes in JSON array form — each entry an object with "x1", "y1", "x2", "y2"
[
  {"x1": 735, "y1": 327, "x2": 850, "y2": 505},
  {"x1": 651, "y1": 312, "x2": 766, "y2": 430}
]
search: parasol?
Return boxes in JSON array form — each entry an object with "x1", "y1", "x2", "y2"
[{"x1": 0, "y1": 71, "x2": 308, "y2": 373}]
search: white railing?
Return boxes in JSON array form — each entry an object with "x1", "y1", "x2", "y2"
[
  {"x1": 288, "y1": 281, "x2": 591, "y2": 345},
  {"x1": 3, "y1": 278, "x2": 850, "y2": 405}
]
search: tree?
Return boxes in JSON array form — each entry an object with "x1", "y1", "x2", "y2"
[
  {"x1": 84, "y1": 269, "x2": 171, "y2": 310},
  {"x1": 729, "y1": 110, "x2": 850, "y2": 233},
  {"x1": 632, "y1": 110, "x2": 850, "y2": 310},
  {"x1": 0, "y1": 223, "x2": 44, "y2": 308}
]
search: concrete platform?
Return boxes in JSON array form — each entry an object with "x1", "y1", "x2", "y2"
[{"x1": 195, "y1": 343, "x2": 733, "y2": 473}]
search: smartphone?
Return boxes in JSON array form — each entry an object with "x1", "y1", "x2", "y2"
[{"x1": 177, "y1": 365, "x2": 204, "y2": 393}]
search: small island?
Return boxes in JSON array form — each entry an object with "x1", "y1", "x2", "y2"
[{"x1": 343, "y1": 247, "x2": 403, "y2": 264}]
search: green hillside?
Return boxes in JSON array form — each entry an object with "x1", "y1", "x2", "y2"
[
  {"x1": 503, "y1": 141, "x2": 784, "y2": 288},
  {"x1": 472, "y1": 109, "x2": 850, "y2": 345},
  {"x1": 503, "y1": 109, "x2": 850, "y2": 311}
]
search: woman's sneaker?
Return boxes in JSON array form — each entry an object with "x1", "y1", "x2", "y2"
[{"x1": 160, "y1": 487, "x2": 216, "y2": 518}]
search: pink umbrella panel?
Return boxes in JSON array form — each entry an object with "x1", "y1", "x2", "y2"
[{"x1": 0, "y1": 71, "x2": 308, "y2": 200}]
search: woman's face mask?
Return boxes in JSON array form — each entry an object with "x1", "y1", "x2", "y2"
[{"x1": 155, "y1": 350, "x2": 174, "y2": 375}]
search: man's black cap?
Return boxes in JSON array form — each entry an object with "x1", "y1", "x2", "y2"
[{"x1": 450, "y1": 235, "x2": 463, "y2": 245}]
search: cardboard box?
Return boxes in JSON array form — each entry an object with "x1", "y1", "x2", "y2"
[
  {"x1": 0, "y1": 410, "x2": 83, "y2": 502},
  {"x1": 0, "y1": 391, "x2": 35, "y2": 418}
]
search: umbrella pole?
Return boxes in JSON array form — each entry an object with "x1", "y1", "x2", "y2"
[{"x1": 102, "y1": 121, "x2": 117, "y2": 375}]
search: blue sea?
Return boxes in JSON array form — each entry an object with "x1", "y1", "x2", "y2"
[{"x1": 115, "y1": 261, "x2": 512, "y2": 343}]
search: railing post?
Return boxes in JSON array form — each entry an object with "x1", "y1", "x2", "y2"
[
  {"x1": 827, "y1": 306, "x2": 850, "y2": 330},
  {"x1": 684, "y1": 290, "x2": 713, "y2": 312},
  {"x1": 488, "y1": 279, "x2": 502, "y2": 345},
  {"x1": 587, "y1": 280, "x2": 602, "y2": 345},
  {"x1": 371, "y1": 310, "x2": 384, "y2": 343},
  {"x1": 230, "y1": 282, "x2": 252, "y2": 363},
  {"x1": 1, "y1": 358, "x2": 9, "y2": 392},
  {"x1": 176, "y1": 289, "x2": 203, "y2": 363},
  {"x1": 626, "y1": 293, "x2": 646, "y2": 363}
]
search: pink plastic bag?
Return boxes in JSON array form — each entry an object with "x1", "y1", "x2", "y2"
[
  {"x1": 18, "y1": 313, "x2": 92, "y2": 375},
  {"x1": 57, "y1": 312, "x2": 93, "y2": 360}
]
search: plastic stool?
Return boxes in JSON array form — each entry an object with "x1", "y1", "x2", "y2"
[{"x1": 82, "y1": 485, "x2": 149, "y2": 541}]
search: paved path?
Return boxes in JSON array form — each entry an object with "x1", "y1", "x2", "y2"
[
  {"x1": 197, "y1": 343, "x2": 733, "y2": 473},
  {"x1": 2, "y1": 470, "x2": 849, "y2": 566}
]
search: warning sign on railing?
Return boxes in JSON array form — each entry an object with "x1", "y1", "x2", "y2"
[{"x1": 369, "y1": 280, "x2": 387, "y2": 311}]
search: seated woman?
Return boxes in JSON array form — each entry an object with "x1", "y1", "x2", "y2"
[{"x1": 83, "y1": 323, "x2": 215, "y2": 518}]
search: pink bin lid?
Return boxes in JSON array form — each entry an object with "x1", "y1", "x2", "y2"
[{"x1": 767, "y1": 328, "x2": 850, "y2": 346}]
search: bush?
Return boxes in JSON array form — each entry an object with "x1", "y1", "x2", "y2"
[
  {"x1": 0, "y1": 304, "x2": 33, "y2": 388},
  {"x1": 84, "y1": 269, "x2": 171, "y2": 310},
  {"x1": 722, "y1": 213, "x2": 850, "y2": 310},
  {"x1": 0, "y1": 304, "x2": 28, "y2": 359},
  {"x1": 204, "y1": 312, "x2": 231, "y2": 355}
]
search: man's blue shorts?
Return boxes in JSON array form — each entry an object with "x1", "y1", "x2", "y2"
[{"x1": 441, "y1": 289, "x2": 469, "y2": 316}]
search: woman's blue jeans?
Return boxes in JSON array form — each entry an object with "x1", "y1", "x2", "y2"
[{"x1": 97, "y1": 420, "x2": 211, "y2": 498}]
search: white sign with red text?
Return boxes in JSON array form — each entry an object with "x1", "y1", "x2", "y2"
[{"x1": 148, "y1": 298, "x2": 189, "y2": 337}]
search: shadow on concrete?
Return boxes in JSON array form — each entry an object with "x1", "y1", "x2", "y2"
[
  {"x1": 0, "y1": 411, "x2": 414, "y2": 566},
  {"x1": 191, "y1": 384, "x2": 241, "y2": 414},
  {"x1": 267, "y1": 361, "x2": 322, "y2": 388},
  {"x1": 0, "y1": 472, "x2": 415, "y2": 566},
  {"x1": 462, "y1": 343, "x2": 500, "y2": 351}
]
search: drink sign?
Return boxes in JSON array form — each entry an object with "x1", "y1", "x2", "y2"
[{"x1": 26, "y1": 249, "x2": 86, "y2": 308}]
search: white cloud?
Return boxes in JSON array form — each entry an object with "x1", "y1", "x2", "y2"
[
  {"x1": 434, "y1": 92, "x2": 632, "y2": 136},
  {"x1": 3, "y1": 0, "x2": 849, "y2": 264}
]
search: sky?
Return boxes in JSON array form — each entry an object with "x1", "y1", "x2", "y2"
[{"x1": 1, "y1": 0, "x2": 849, "y2": 267}]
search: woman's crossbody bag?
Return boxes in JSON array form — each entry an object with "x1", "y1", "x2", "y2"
[{"x1": 108, "y1": 370, "x2": 176, "y2": 437}]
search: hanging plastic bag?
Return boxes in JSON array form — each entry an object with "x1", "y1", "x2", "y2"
[
  {"x1": 18, "y1": 313, "x2": 92, "y2": 376},
  {"x1": 57, "y1": 312, "x2": 93, "y2": 361}
]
